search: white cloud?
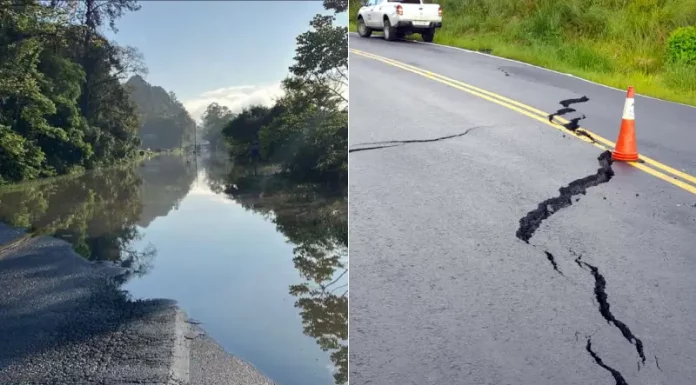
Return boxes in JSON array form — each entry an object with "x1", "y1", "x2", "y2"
[{"x1": 183, "y1": 83, "x2": 284, "y2": 122}]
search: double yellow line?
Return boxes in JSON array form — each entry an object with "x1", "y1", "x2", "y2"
[{"x1": 351, "y1": 48, "x2": 696, "y2": 196}]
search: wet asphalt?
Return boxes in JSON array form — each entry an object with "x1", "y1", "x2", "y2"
[
  {"x1": 0, "y1": 223, "x2": 275, "y2": 385},
  {"x1": 0, "y1": 223, "x2": 181, "y2": 385},
  {"x1": 348, "y1": 34, "x2": 696, "y2": 385}
]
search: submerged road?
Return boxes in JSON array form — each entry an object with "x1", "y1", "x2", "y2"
[
  {"x1": 0, "y1": 223, "x2": 275, "y2": 385},
  {"x1": 349, "y1": 34, "x2": 696, "y2": 385}
]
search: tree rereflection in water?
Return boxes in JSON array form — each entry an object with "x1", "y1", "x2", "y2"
[
  {"x1": 0, "y1": 152, "x2": 348, "y2": 384},
  {"x1": 0, "y1": 156, "x2": 196, "y2": 283},
  {"x1": 205, "y1": 155, "x2": 348, "y2": 385}
]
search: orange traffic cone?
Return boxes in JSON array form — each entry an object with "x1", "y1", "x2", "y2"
[{"x1": 612, "y1": 87, "x2": 639, "y2": 162}]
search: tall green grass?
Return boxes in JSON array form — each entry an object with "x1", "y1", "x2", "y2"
[{"x1": 350, "y1": 0, "x2": 696, "y2": 106}]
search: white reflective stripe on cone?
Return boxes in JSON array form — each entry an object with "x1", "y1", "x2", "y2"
[{"x1": 622, "y1": 98, "x2": 635, "y2": 120}]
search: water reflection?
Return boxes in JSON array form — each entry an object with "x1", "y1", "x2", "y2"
[
  {"x1": 0, "y1": 156, "x2": 196, "y2": 282},
  {"x1": 0, "y1": 154, "x2": 347, "y2": 385},
  {"x1": 205, "y1": 155, "x2": 348, "y2": 385}
]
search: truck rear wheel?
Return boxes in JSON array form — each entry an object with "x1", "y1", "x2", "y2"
[
  {"x1": 383, "y1": 19, "x2": 396, "y2": 41},
  {"x1": 357, "y1": 18, "x2": 372, "y2": 38},
  {"x1": 421, "y1": 28, "x2": 435, "y2": 43}
]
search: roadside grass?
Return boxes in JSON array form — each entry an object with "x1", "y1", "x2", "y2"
[{"x1": 348, "y1": 0, "x2": 696, "y2": 106}]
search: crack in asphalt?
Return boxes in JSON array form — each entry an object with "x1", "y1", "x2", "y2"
[
  {"x1": 348, "y1": 144, "x2": 402, "y2": 153},
  {"x1": 578, "y1": 260, "x2": 646, "y2": 365},
  {"x1": 516, "y1": 151, "x2": 614, "y2": 243},
  {"x1": 509, "y1": 130, "x2": 641, "y2": 382},
  {"x1": 349, "y1": 126, "x2": 489, "y2": 153},
  {"x1": 548, "y1": 96, "x2": 596, "y2": 143},
  {"x1": 586, "y1": 338, "x2": 630, "y2": 385},
  {"x1": 560, "y1": 96, "x2": 590, "y2": 107},
  {"x1": 655, "y1": 355, "x2": 662, "y2": 371},
  {"x1": 549, "y1": 112, "x2": 596, "y2": 143},
  {"x1": 548, "y1": 107, "x2": 576, "y2": 121},
  {"x1": 543, "y1": 251, "x2": 564, "y2": 275},
  {"x1": 563, "y1": 116, "x2": 596, "y2": 143},
  {"x1": 571, "y1": 250, "x2": 586, "y2": 269}
]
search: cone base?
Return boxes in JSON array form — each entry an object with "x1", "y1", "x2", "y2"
[{"x1": 612, "y1": 150, "x2": 639, "y2": 162}]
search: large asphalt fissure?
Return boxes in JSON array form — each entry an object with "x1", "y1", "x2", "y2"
[
  {"x1": 515, "y1": 150, "x2": 652, "y2": 383},
  {"x1": 578, "y1": 260, "x2": 646, "y2": 365},
  {"x1": 516, "y1": 151, "x2": 614, "y2": 243}
]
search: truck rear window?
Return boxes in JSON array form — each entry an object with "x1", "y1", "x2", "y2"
[{"x1": 392, "y1": 0, "x2": 421, "y2": 4}]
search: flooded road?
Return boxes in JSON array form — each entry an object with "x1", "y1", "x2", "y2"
[{"x1": 0, "y1": 154, "x2": 347, "y2": 385}]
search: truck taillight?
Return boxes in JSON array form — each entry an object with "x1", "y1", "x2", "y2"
[
  {"x1": 396, "y1": 4, "x2": 403, "y2": 15},
  {"x1": 438, "y1": 6, "x2": 442, "y2": 17}
]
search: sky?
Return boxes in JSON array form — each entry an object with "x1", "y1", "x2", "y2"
[{"x1": 105, "y1": 1, "x2": 347, "y2": 121}]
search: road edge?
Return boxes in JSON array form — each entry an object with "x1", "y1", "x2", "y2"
[
  {"x1": 348, "y1": 32, "x2": 696, "y2": 110},
  {"x1": 169, "y1": 308, "x2": 192, "y2": 385}
]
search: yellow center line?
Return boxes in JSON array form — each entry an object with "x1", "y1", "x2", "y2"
[{"x1": 350, "y1": 48, "x2": 696, "y2": 196}]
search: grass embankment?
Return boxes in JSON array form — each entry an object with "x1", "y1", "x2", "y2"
[{"x1": 349, "y1": 0, "x2": 696, "y2": 106}]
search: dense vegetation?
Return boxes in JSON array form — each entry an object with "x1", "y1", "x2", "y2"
[
  {"x1": 126, "y1": 75, "x2": 196, "y2": 151},
  {"x1": 0, "y1": 0, "x2": 151, "y2": 185},
  {"x1": 204, "y1": 0, "x2": 348, "y2": 186},
  {"x1": 349, "y1": 0, "x2": 696, "y2": 105}
]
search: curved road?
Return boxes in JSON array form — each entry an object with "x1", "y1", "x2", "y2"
[{"x1": 349, "y1": 33, "x2": 696, "y2": 385}]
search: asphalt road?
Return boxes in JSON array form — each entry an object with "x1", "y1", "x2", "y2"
[
  {"x1": 0, "y1": 222, "x2": 275, "y2": 385},
  {"x1": 349, "y1": 33, "x2": 696, "y2": 385}
]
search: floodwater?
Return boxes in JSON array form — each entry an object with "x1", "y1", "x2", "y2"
[{"x1": 0, "y1": 154, "x2": 347, "y2": 385}]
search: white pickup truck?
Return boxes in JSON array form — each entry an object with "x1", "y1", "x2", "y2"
[{"x1": 356, "y1": 0, "x2": 442, "y2": 42}]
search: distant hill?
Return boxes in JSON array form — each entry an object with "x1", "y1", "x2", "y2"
[{"x1": 126, "y1": 75, "x2": 196, "y2": 150}]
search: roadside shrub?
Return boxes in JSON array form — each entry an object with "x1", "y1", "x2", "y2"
[{"x1": 667, "y1": 26, "x2": 696, "y2": 65}]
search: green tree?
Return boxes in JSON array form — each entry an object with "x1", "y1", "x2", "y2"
[
  {"x1": 222, "y1": 0, "x2": 348, "y2": 185},
  {"x1": 223, "y1": 104, "x2": 284, "y2": 161},
  {"x1": 0, "y1": 0, "x2": 148, "y2": 185},
  {"x1": 0, "y1": 1, "x2": 90, "y2": 182},
  {"x1": 289, "y1": 13, "x2": 347, "y2": 105},
  {"x1": 323, "y1": 0, "x2": 348, "y2": 13},
  {"x1": 73, "y1": 0, "x2": 141, "y2": 119},
  {"x1": 201, "y1": 102, "x2": 234, "y2": 149}
]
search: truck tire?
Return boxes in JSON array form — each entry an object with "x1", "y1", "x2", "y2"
[
  {"x1": 357, "y1": 17, "x2": 372, "y2": 38},
  {"x1": 383, "y1": 18, "x2": 396, "y2": 41},
  {"x1": 421, "y1": 28, "x2": 435, "y2": 43}
]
